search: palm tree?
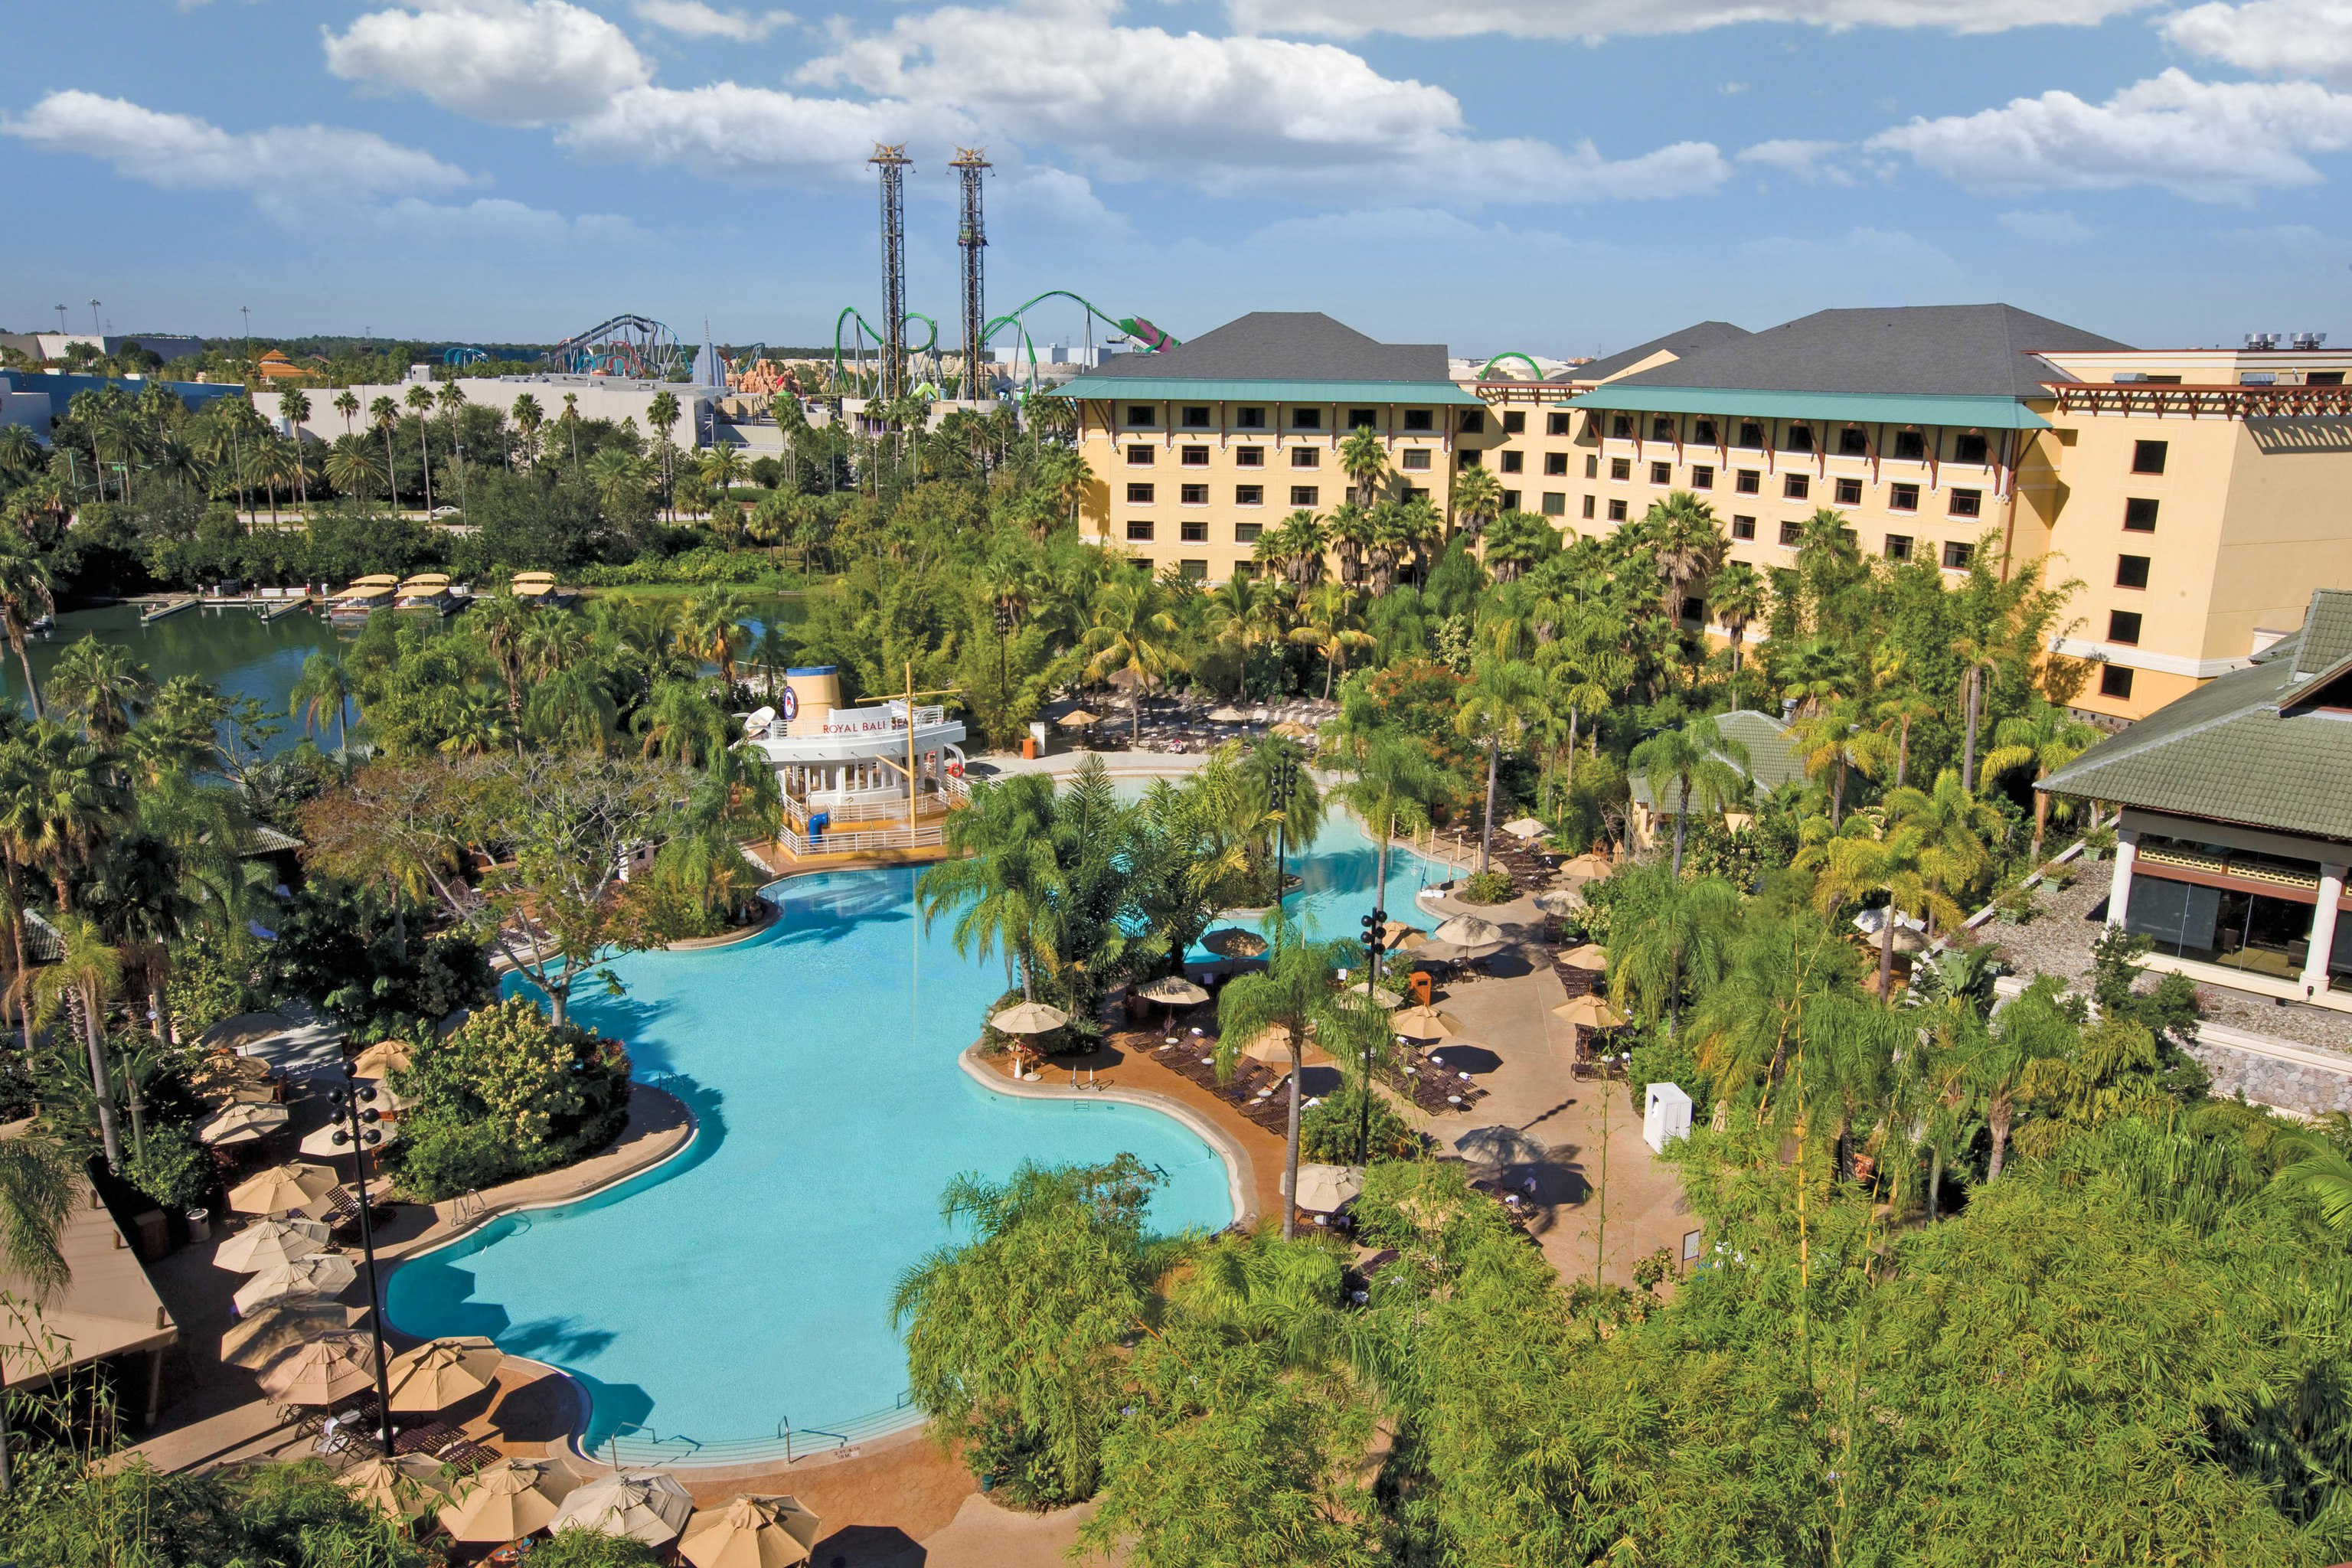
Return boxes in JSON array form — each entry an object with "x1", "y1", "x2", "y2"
[
  {"x1": 1884, "y1": 768, "x2": 2006, "y2": 933},
  {"x1": 648, "y1": 389, "x2": 681, "y2": 508},
  {"x1": 1325, "y1": 501, "x2": 1374, "y2": 587},
  {"x1": 918, "y1": 774, "x2": 1063, "y2": 999},
  {"x1": 33, "y1": 911, "x2": 125, "y2": 1168},
  {"x1": 46, "y1": 639, "x2": 150, "y2": 750},
  {"x1": 510, "y1": 393, "x2": 545, "y2": 472},
  {"x1": 975, "y1": 550, "x2": 1036, "y2": 685},
  {"x1": 1709, "y1": 560, "x2": 1768, "y2": 709},
  {"x1": 1331, "y1": 732, "x2": 1448, "y2": 894},
  {"x1": 275, "y1": 389, "x2": 312, "y2": 508},
  {"x1": 1288, "y1": 582, "x2": 1373, "y2": 701},
  {"x1": 333, "y1": 389, "x2": 359, "y2": 435},
  {"x1": 1336, "y1": 426, "x2": 1389, "y2": 512},
  {"x1": 1645, "y1": 488, "x2": 1727, "y2": 622},
  {"x1": 322, "y1": 436, "x2": 384, "y2": 511},
  {"x1": 560, "y1": 392, "x2": 583, "y2": 480},
  {"x1": 1952, "y1": 635, "x2": 2004, "y2": 790},
  {"x1": 289, "y1": 651, "x2": 354, "y2": 756},
  {"x1": 0, "y1": 547, "x2": 54, "y2": 720},
  {"x1": 0, "y1": 1128, "x2": 74, "y2": 1492},
  {"x1": 585, "y1": 447, "x2": 653, "y2": 518},
  {"x1": 11, "y1": 719, "x2": 114, "y2": 912},
  {"x1": 369, "y1": 397, "x2": 401, "y2": 512},
  {"x1": 1035, "y1": 446, "x2": 1092, "y2": 538},
  {"x1": 1257, "y1": 508, "x2": 1329, "y2": 600},
  {"x1": 1792, "y1": 697, "x2": 1891, "y2": 829},
  {"x1": 1452, "y1": 657, "x2": 1547, "y2": 874},
  {"x1": 403, "y1": 384, "x2": 435, "y2": 514},
  {"x1": 1215, "y1": 932, "x2": 1378, "y2": 1241},
  {"x1": 1807, "y1": 819, "x2": 1967, "y2": 998},
  {"x1": 698, "y1": 445, "x2": 746, "y2": 508},
  {"x1": 1607, "y1": 867, "x2": 1739, "y2": 1036},
  {"x1": 677, "y1": 589, "x2": 751, "y2": 684},
  {"x1": 1963, "y1": 978, "x2": 2075, "y2": 1180},
  {"x1": 1982, "y1": 701, "x2": 2102, "y2": 858},
  {"x1": 1450, "y1": 463, "x2": 1502, "y2": 543},
  {"x1": 1083, "y1": 576, "x2": 1185, "y2": 746},
  {"x1": 1630, "y1": 714, "x2": 1750, "y2": 878},
  {"x1": 1873, "y1": 683, "x2": 1939, "y2": 789}
]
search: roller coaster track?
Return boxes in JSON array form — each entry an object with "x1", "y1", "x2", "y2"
[
  {"x1": 982, "y1": 291, "x2": 1177, "y2": 391},
  {"x1": 831, "y1": 306, "x2": 940, "y2": 399},
  {"x1": 541, "y1": 313, "x2": 691, "y2": 381},
  {"x1": 1478, "y1": 351, "x2": 1545, "y2": 381}
]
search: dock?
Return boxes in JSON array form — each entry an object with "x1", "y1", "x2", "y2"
[{"x1": 140, "y1": 596, "x2": 198, "y2": 625}]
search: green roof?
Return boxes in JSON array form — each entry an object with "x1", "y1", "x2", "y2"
[
  {"x1": 1630, "y1": 710, "x2": 1809, "y2": 814},
  {"x1": 2040, "y1": 590, "x2": 2352, "y2": 846},
  {"x1": 1568, "y1": 384, "x2": 2050, "y2": 431},
  {"x1": 1047, "y1": 377, "x2": 1483, "y2": 407}
]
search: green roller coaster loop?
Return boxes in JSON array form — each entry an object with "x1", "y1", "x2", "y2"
[
  {"x1": 830, "y1": 305, "x2": 942, "y2": 397},
  {"x1": 1478, "y1": 351, "x2": 1545, "y2": 381},
  {"x1": 981, "y1": 290, "x2": 1178, "y2": 392}
]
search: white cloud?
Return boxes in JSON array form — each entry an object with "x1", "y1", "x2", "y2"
[
  {"x1": 2161, "y1": 0, "x2": 2352, "y2": 87},
  {"x1": 1869, "y1": 69, "x2": 2352, "y2": 201},
  {"x1": 324, "y1": 0, "x2": 650, "y2": 125},
  {"x1": 1224, "y1": 0, "x2": 2158, "y2": 40},
  {"x1": 560, "y1": 82, "x2": 947, "y2": 181},
  {"x1": 361, "y1": 195, "x2": 660, "y2": 247},
  {"x1": 1736, "y1": 137, "x2": 1854, "y2": 181},
  {"x1": 1996, "y1": 207, "x2": 2102, "y2": 243},
  {"x1": 0, "y1": 90, "x2": 472, "y2": 201},
  {"x1": 632, "y1": 0, "x2": 795, "y2": 43}
]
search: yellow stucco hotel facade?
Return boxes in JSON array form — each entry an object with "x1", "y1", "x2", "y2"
[{"x1": 1058, "y1": 307, "x2": 2352, "y2": 724}]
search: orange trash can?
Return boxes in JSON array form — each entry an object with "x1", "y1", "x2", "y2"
[
  {"x1": 1021, "y1": 736, "x2": 1039, "y2": 760},
  {"x1": 1409, "y1": 971, "x2": 1432, "y2": 1006}
]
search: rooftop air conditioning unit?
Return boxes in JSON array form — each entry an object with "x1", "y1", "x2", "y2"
[
  {"x1": 2245, "y1": 332, "x2": 2282, "y2": 350},
  {"x1": 2291, "y1": 332, "x2": 2328, "y2": 351}
]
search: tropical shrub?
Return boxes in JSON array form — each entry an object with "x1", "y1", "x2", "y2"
[
  {"x1": 266, "y1": 881, "x2": 492, "y2": 1044},
  {"x1": 122, "y1": 1125, "x2": 212, "y2": 1213},
  {"x1": 1298, "y1": 1086, "x2": 1416, "y2": 1163},
  {"x1": 163, "y1": 931, "x2": 264, "y2": 1038},
  {"x1": 390, "y1": 997, "x2": 632, "y2": 1202},
  {"x1": 0, "y1": 1452, "x2": 426, "y2": 1568},
  {"x1": 1458, "y1": 868, "x2": 1514, "y2": 904}
]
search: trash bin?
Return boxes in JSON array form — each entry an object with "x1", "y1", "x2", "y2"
[
  {"x1": 187, "y1": 1207, "x2": 211, "y2": 1244},
  {"x1": 1021, "y1": 736, "x2": 1039, "y2": 760},
  {"x1": 132, "y1": 1210, "x2": 169, "y2": 1262},
  {"x1": 1409, "y1": 971, "x2": 1432, "y2": 1006}
]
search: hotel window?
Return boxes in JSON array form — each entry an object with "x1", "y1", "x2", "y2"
[
  {"x1": 1783, "y1": 473, "x2": 1810, "y2": 501},
  {"x1": 1460, "y1": 410, "x2": 1486, "y2": 434},
  {"x1": 2109, "y1": 609, "x2": 2143, "y2": 645},
  {"x1": 1954, "y1": 433, "x2": 1988, "y2": 463},
  {"x1": 1181, "y1": 519, "x2": 1208, "y2": 542},
  {"x1": 1651, "y1": 461, "x2": 1672, "y2": 485},
  {"x1": 1586, "y1": 455, "x2": 1600, "y2": 479},
  {"x1": 1180, "y1": 483, "x2": 1208, "y2": 505},
  {"x1": 1292, "y1": 407, "x2": 1323, "y2": 430},
  {"x1": 1834, "y1": 476, "x2": 1862, "y2": 505},
  {"x1": 1651, "y1": 416, "x2": 1674, "y2": 441},
  {"x1": 1942, "y1": 541, "x2": 1975, "y2": 570},
  {"x1": 2311, "y1": 371, "x2": 2346, "y2": 386},
  {"x1": 1694, "y1": 418, "x2": 1717, "y2": 445},
  {"x1": 1180, "y1": 559, "x2": 1208, "y2": 581},
  {"x1": 1779, "y1": 521, "x2": 1804, "y2": 546},
  {"x1": 1126, "y1": 520, "x2": 1154, "y2": 541},
  {"x1": 2132, "y1": 439, "x2": 2168, "y2": 475},
  {"x1": 1125, "y1": 404, "x2": 1156, "y2": 427},
  {"x1": 1583, "y1": 495, "x2": 1597, "y2": 519},
  {"x1": 1236, "y1": 484, "x2": 1264, "y2": 506},
  {"x1": 1838, "y1": 426, "x2": 1869, "y2": 456},
  {"x1": 1403, "y1": 408, "x2": 1433, "y2": 431},
  {"x1": 2117, "y1": 554, "x2": 2151, "y2": 589},
  {"x1": 1612, "y1": 415, "x2": 1632, "y2": 439},
  {"x1": 1889, "y1": 482, "x2": 1919, "y2": 512},
  {"x1": 1547, "y1": 411, "x2": 1571, "y2": 436},
  {"x1": 1180, "y1": 405, "x2": 1211, "y2": 428},
  {"x1": 2099, "y1": 665, "x2": 2135, "y2": 699},
  {"x1": 1785, "y1": 424, "x2": 1815, "y2": 453},
  {"x1": 1545, "y1": 452, "x2": 1569, "y2": 475},
  {"x1": 1125, "y1": 482, "x2": 1155, "y2": 503},
  {"x1": 1348, "y1": 407, "x2": 1377, "y2": 428},
  {"x1": 1608, "y1": 498, "x2": 1628, "y2": 521},
  {"x1": 1730, "y1": 515, "x2": 1756, "y2": 540},
  {"x1": 1236, "y1": 407, "x2": 1266, "y2": 429},
  {"x1": 1543, "y1": 492, "x2": 1566, "y2": 516},
  {"x1": 1401, "y1": 449, "x2": 1431, "y2": 471},
  {"x1": 1949, "y1": 488, "x2": 1981, "y2": 518},
  {"x1": 1690, "y1": 464, "x2": 1714, "y2": 489},
  {"x1": 1735, "y1": 469, "x2": 1760, "y2": 495},
  {"x1": 2124, "y1": 497, "x2": 2158, "y2": 531},
  {"x1": 1181, "y1": 446, "x2": 1208, "y2": 466},
  {"x1": 1408, "y1": 485, "x2": 1430, "y2": 500},
  {"x1": 1235, "y1": 521, "x2": 1263, "y2": 543},
  {"x1": 1290, "y1": 485, "x2": 1319, "y2": 506},
  {"x1": 1459, "y1": 449, "x2": 1482, "y2": 469},
  {"x1": 1736, "y1": 420, "x2": 1764, "y2": 449},
  {"x1": 1893, "y1": 430, "x2": 1926, "y2": 460},
  {"x1": 1292, "y1": 447, "x2": 1320, "y2": 468},
  {"x1": 1235, "y1": 446, "x2": 1264, "y2": 468},
  {"x1": 1501, "y1": 489, "x2": 1521, "y2": 509},
  {"x1": 1884, "y1": 534, "x2": 1913, "y2": 561},
  {"x1": 1126, "y1": 444, "x2": 1155, "y2": 465},
  {"x1": 1504, "y1": 410, "x2": 1526, "y2": 433},
  {"x1": 1501, "y1": 449, "x2": 1524, "y2": 473},
  {"x1": 1682, "y1": 596, "x2": 1706, "y2": 622}
]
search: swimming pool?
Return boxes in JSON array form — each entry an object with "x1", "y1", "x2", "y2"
[{"x1": 384, "y1": 795, "x2": 1447, "y2": 1462}]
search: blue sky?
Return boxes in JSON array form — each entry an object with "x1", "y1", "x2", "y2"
[{"x1": 3, "y1": 0, "x2": 2347, "y2": 358}]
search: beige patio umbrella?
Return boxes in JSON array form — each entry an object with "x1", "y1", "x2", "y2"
[
  {"x1": 680, "y1": 1494, "x2": 824, "y2": 1568},
  {"x1": 196, "y1": 1102, "x2": 289, "y2": 1147},
  {"x1": 1390, "y1": 1004, "x2": 1463, "y2": 1040},
  {"x1": 1501, "y1": 817, "x2": 1548, "y2": 840},
  {"x1": 1136, "y1": 975, "x2": 1210, "y2": 1008},
  {"x1": 228, "y1": 1161, "x2": 339, "y2": 1217},
  {"x1": 1240, "y1": 1026, "x2": 1334, "y2": 1070},
  {"x1": 213, "y1": 1217, "x2": 330, "y2": 1274},
  {"x1": 990, "y1": 1001, "x2": 1070, "y2": 1037},
  {"x1": 1336, "y1": 983, "x2": 1405, "y2": 1011},
  {"x1": 1207, "y1": 705, "x2": 1250, "y2": 723},
  {"x1": 1557, "y1": 942, "x2": 1609, "y2": 972},
  {"x1": 351, "y1": 1040, "x2": 413, "y2": 1079},
  {"x1": 1531, "y1": 888, "x2": 1582, "y2": 918},
  {"x1": 257, "y1": 1332, "x2": 376, "y2": 1405},
  {"x1": 1201, "y1": 926, "x2": 1269, "y2": 959},
  {"x1": 1561, "y1": 851, "x2": 1615, "y2": 880},
  {"x1": 1553, "y1": 995, "x2": 1628, "y2": 1030},
  {"x1": 437, "y1": 1459, "x2": 577, "y2": 1544},
  {"x1": 1056, "y1": 709, "x2": 1099, "y2": 728},
  {"x1": 1433, "y1": 914, "x2": 1505, "y2": 951},
  {"x1": 234, "y1": 1253, "x2": 357, "y2": 1315},
  {"x1": 338, "y1": 1454, "x2": 451, "y2": 1520},
  {"x1": 1292, "y1": 1163, "x2": 1364, "y2": 1214},
  {"x1": 298, "y1": 1117, "x2": 403, "y2": 1158},
  {"x1": 221, "y1": 1299, "x2": 361, "y2": 1370},
  {"x1": 1270, "y1": 720, "x2": 1315, "y2": 740},
  {"x1": 385, "y1": 1335, "x2": 505, "y2": 1413},
  {"x1": 550, "y1": 1472, "x2": 696, "y2": 1547},
  {"x1": 1886, "y1": 926, "x2": 1931, "y2": 955},
  {"x1": 1386, "y1": 927, "x2": 1429, "y2": 954}
]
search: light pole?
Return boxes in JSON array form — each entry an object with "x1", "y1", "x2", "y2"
[
  {"x1": 1357, "y1": 905, "x2": 1387, "y2": 1165},
  {"x1": 88, "y1": 299, "x2": 101, "y2": 335},
  {"x1": 52, "y1": 305, "x2": 66, "y2": 335},
  {"x1": 325, "y1": 1072, "x2": 397, "y2": 1458}
]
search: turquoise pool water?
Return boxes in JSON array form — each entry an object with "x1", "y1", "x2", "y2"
[{"x1": 384, "y1": 795, "x2": 1445, "y2": 1460}]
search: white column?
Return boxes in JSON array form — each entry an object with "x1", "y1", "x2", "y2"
[
  {"x1": 2105, "y1": 828, "x2": 2139, "y2": 930},
  {"x1": 2302, "y1": 862, "x2": 2345, "y2": 996}
]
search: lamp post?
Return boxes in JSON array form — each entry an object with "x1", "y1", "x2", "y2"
[
  {"x1": 1357, "y1": 904, "x2": 1386, "y2": 1165},
  {"x1": 325, "y1": 1071, "x2": 397, "y2": 1458}
]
